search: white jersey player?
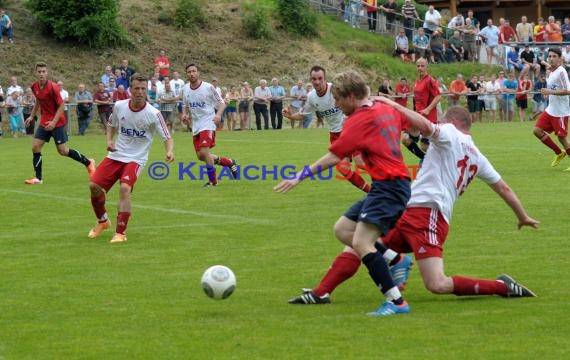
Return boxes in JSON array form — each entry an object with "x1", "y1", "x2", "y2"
[
  {"x1": 87, "y1": 73, "x2": 174, "y2": 243},
  {"x1": 282, "y1": 65, "x2": 370, "y2": 192},
  {"x1": 108, "y1": 99, "x2": 171, "y2": 166},
  {"x1": 181, "y1": 63, "x2": 238, "y2": 187},
  {"x1": 533, "y1": 47, "x2": 570, "y2": 170},
  {"x1": 376, "y1": 100, "x2": 539, "y2": 301}
]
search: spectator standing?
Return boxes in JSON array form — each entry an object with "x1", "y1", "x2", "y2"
[
  {"x1": 534, "y1": 17, "x2": 547, "y2": 43},
  {"x1": 74, "y1": 84, "x2": 93, "y2": 136},
  {"x1": 466, "y1": 9, "x2": 481, "y2": 61},
  {"x1": 6, "y1": 91, "x2": 24, "y2": 136},
  {"x1": 154, "y1": 49, "x2": 170, "y2": 81},
  {"x1": 269, "y1": 78, "x2": 285, "y2": 129},
  {"x1": 463, "y1": 18, "x2": 477, "y2": 62},
  {"x1": 562, "y1": 17, "x2": 570, "y2": 42},
  {"x1": 395, "y1": 77, "x2": 411, "y2": 108},
  {"x1": 239, "y1": 81, "x2": 253, "y2": 130},
  {"x1": 506, "y1": 47, "x2": 524, "y2": 75},
  {"x1": 422, "y1": 5, "x2": 441, "y2": 38},
  {"x1": 516, "y1": 74, "x2": 532, "y2": 122},
  {"x1": 530, "y1": 74, "x2": 547, "y2": 122},
  {"x1": 22, "y1": 88, "x2": 36, "y2": 135},
  {"x1": 495, "y1": 70, "x2": 507, "y2": 122},
  {"x1": 545, "y1": 16, "x2": 562, "y2": 43},
  {"x1": 377, "y1": 79, "x2": 394, "y2": 96},
  {"x1": 57, "y1": 81, "x2": 70, "y2": 134},
  {"x1": 447, "y1": 13, "x2": 465, "y2": 33},
  {"x1": 365, "y1": 0, "x2": 377, "y2": 33},
  {"x1": 101, "y1": 66, "x2": 114, "y2": 87},
  {"x1": 516, "y1": 16, "x2": 533, "y2": 43},
  {"x1": 502, "y1": 72, "x2": 518, "y2": 122},
  {"x1": 289, "y1": 80, "x2": 307, "y2": 129},
  {"x1": 448, "y1": 74, "x2": 467, "y2": 107},
  {"x1": 94, "y1": 82, "x2": 113, "y2": 133},
  {"x1": 159, "y1": 81, "x2": 178, "y2": 133},
  {"x1": 465, "y1": 75, "x2": 481, "y2": 123},
  {"x1": 224, "y1": 85, "x2": 240, "y2": 131},
  {"x1": 379, "y1": 0, "x2": 397, "y2": 35},
  {"x1": 500, "y1": 19, "x2": 518, "y2": 45},
  {"x1": 113, "y1": 85, "x2": 130, "y2": 102},
  {"x1": 520, "y1": 44, "x2": 541, "y2": 78},
  {"x1": 0, "y1": 8, "x2": 14, "y2": 44},
  {"x1": 479, "y1": 19, "x2": 500, "y2": 65},
  {"x1": 118, "y1": 59, "x2": 135, "y2": 88},
  {"x1": 402, "y1": 0, "x2": 420, "y2": 40},
  {"x1": 484, "y1": 74, "x2": 500, "y2": 123},
  {"x1": 253, "y1": 79, "x2": 271, "y2": 130},
  {"x1": 349, "y1": 0, "x2": 362, "y2": 29}
]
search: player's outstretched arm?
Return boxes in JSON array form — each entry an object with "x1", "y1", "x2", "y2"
[
  {"x1": 373, "y1": 95, "x2": 433, "y2": 137},
  {"x1": 274, "y1": 152, "x2": 341, "y2": 194},
  {"x1": 164, "y1": 138, "x2": 174, "y2": 163},
  {"x1": 489, "y1": 179, "x2": 540, "y2": 229}
]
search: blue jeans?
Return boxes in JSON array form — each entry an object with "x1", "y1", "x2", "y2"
[{"x1": 1, "y1": 25, "x2": 13, "y2": 41}]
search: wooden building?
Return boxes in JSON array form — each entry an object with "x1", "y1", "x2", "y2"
[{"x1": 415, "y1": 0, "x2": 570, "y2": 25}]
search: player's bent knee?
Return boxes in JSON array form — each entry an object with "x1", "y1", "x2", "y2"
[{"x1": 424, "y1": 279, "x2": 448, "y2": 294}]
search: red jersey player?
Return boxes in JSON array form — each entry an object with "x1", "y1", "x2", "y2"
[
  {"x1": 24, "y1": 62, "x2": 95, "y2": 185},
  {"x1": 276, "y1": 70, "x2": 412, "y2": 316}
]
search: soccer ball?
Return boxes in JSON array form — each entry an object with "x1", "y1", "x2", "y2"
[{"x1": 201, "y1": 265, "x2": 236, "y2": 300}]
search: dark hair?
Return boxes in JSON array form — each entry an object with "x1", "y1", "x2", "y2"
[
  {"x1": 310, "y1": 65, "x2": 326, "y2": 77},
  {"x1": 185, "y1": 63, "x2": 199, "y2": 72},
  {"x1": 549, "y1": 47, "x2": 562, "y2": 57}
]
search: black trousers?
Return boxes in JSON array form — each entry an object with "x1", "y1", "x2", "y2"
[
  {"x1": 253, "y1": 103, "x2": 269, "y2": 130},
  {"x1": 270, "y1": 101, "x2": 283, "y2": 129}
]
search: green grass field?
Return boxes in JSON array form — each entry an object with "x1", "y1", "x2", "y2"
[{"x1": 1, "y1": 121, "x2": 569, "y2": 359}]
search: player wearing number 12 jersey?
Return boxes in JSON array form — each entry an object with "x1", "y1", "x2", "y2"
[{"x1": 375, "y1": 101, "x2": 539, "y2": 299}]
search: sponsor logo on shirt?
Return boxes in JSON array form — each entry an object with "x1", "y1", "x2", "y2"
[
  {"x1": 319, "y1": 107, "x2": 341, "y2": 117},
  {"x1": 190, "y1": 101, "x2": 207, "y2": 108},
  {"x1": 121, "y1": 126, "x2": 146, "y2": 138}
]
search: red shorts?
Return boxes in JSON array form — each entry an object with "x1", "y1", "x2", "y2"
[
  {"x1": 91, "y1": 157, "x2": 142, "y2": 193},
  {"x1": 193, "y1": 130, "x2": 217, "y2": 152},
  {"x1": 536, "y1": 112, "x2": 569, "y2": 137},
  {"x1": 382, "y1": 207, "x2": 449, "y2": 260}
]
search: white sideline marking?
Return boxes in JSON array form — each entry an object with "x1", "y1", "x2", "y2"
[{"x1": 1, "y1": 189, "x2": 272, "y2": 225}]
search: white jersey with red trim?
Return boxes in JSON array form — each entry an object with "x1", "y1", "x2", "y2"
[
  {"x1": 300, "y1": 82, "x2": 344, "y2": 133},
  {"x1": 545, "y1": 65, "x2": 570, "y2": 117},
  {"x1": 407, "y1": 123, "x2": 501, "y2": 223},
  {"x1": 182, "y1": 80, "x2": 224, "y2": 135},
  {"x1": 108, "y1": 99, "x2": 171, "y2": 166}
]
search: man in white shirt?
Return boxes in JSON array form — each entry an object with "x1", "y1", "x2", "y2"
[
  {"x1": 375, "y1": 97, "x2": 539, "y2": 300},
  {"x1": 169, "y1": 71, "x2": 186, "y2": 127},
  {"x1": 423, "y1": 5, "x2": 441, "y2": 37},
  {"x1": 181, "y1": 64, "x2": 238, "y2": 187},
  {"x1": 87, "y1": 73, "x2": 174, "y2": 243},
  {"x1": 533, "y1": 47, "x2": 570, "y2": 170}
]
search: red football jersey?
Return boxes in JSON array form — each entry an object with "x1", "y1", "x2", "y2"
[
  {"x1": 329, "y1": 102, "x2": 410, "y2": 181},
  {"x1": 31, "y1": 80, "x2": 66, "y2": 128},
  {"x1": 413, "y1": 75, "x2": 440, "y2": 123}
]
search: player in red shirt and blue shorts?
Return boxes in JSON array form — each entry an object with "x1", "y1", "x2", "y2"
[
  {"x1": 276, "y1": 70, "x2": 413, "y2": 316},
  {"x1": 24, "y1": 62, "x2": 96, "y2": 185}
]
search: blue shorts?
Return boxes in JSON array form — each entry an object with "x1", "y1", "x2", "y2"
[
  {"x1": 177, "y1": 102, "x2": 183, "y2": 113},
  {"x1": 35, "y1": 125, "x2": 68, "y2": 145},
  {"x1": 344, "y1": 179, "x2": 411, "y2": 236}
]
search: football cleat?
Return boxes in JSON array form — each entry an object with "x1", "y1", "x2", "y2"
[
  {"x1": 229, "y1": 159, "x2": 238, "y2": 179},
  {"x1": 203, "y1": 182, "x2": 217, "y2": 188},
  {"x1": 288, "y1": 288, "x2": 331, "y2": 304},
  {"x1": 87, "y1": 159, "x2": 96, "y2": 178},
  {"x1": 88, "y1": 219, "x2": 111, "y2": 239},
  {"x1": 24, "y1": 177, "x2": 43, "y2": 185},
  {"x1": 497, "y1": 274, "x2": 536, "y2": 297},
  {"x1": 110, "y1": 233, "x2": 127, "y2": 243},
  {"x1": 367, "y1": 301, "x2": 410, "y2": 316},
  {"x1": 390, "y1": 255, "x2": 413, "y2": 291},
  {"x1": 551, "y1": 152, "x2": 566, "y2": 167}
]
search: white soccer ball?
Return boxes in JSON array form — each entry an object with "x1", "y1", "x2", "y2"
[{"x1": 201, "y1": 265, "x2": 236, "y2": 300}]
